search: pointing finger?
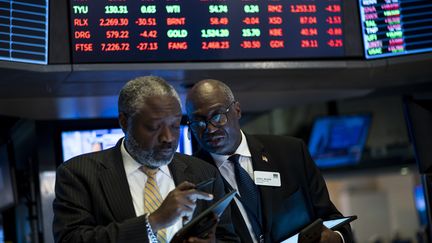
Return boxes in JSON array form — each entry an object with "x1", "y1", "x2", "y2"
[{"x1": 186, "y1": 190, "x2": 214, "y2": 201}]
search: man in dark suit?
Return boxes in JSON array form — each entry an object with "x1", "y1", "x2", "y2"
[
  {"x1": 53, "y1": 76, "x2": 239, "y2": 243},
  {"x1": 185, "y1": 79, "x2": 354, "y2": 243}
]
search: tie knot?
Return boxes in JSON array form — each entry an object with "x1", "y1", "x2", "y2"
[
  {"x1": 140, "y1": 166, "x2": 159, "y2": 177},
  {"x1": 228, "y1": 154, "x2": 240, "y2": 164}
]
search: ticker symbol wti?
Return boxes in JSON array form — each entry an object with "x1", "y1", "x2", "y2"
[
  {"x1": 73, "y1": 5, "x2": 88, "y2": 14},
  {"x1": 166, "y1": 5, "x2": 181, "y2": 13}
]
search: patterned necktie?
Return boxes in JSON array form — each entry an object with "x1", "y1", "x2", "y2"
[
  {"x1": 228, "y1": 154, "x2": 263, "y2": 238},
  {"x1": 141, "y1": 166, "x2": 167, "y2": 243}
]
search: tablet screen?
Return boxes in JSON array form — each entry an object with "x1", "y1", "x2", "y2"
[
  {"x1": 280, "y1": 216, "x2": 357, "y2": 243},
  {"x1": 171, "y1": 190, "x2": 237, "y2": 241},
  {"x1": 323, "y1": 217, "x2": 354, "y2": 229}
]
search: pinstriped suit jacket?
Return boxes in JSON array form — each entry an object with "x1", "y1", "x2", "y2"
[{"x1": 53, "y1": 139, "x2": 239, "y2": 243}]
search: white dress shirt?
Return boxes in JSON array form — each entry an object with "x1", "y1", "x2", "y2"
[
  {"x1": 211, "y1": 131, "x2": 258, "y2": 243},
  {"x1": 121, "y1": 140, "x2": 182, "y2": 241}
]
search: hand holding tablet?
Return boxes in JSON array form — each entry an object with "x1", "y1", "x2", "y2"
[
  {"x1": 171, "y1": 190, "x2": 238, "y2": 242},
  {"x1": 280, "y1": 216, "x2": 357, "y2": 243}
]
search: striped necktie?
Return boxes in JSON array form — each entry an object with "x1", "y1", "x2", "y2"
[
  {"x1": 228, "y1": 154, "x2": 263, "y2": 239},
  {"x1": 141, "y1": 166, "x2": 167, "y2": 243}
]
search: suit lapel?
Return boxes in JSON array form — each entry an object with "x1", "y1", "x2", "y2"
[
  {"x1": 196, "y1": 149, "x2": 255, "y2": 242},
  {"x1": 169, "y1": 154, "x2": 194, "y2": 185},
  {"x1": 99, "y1": 141, "x2": 136, "y2": 221},
  {"x1": 197, "y1": 137, "x2": 277, "y2": 235},
  {"x1": 195, "y1": 149, "x2": 215, "y2": 166},
  {"x1": 245, "y1": 134, "x2": 279, "y2": 235}
]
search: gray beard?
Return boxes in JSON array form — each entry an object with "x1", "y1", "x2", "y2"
[{"x1": 124, "y1": 130, "x2": 173, "y2": 169}]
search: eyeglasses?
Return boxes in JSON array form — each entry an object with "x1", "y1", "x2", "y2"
[{"x1": 188, "y1": 101, "x2": 236, "y2": 132}]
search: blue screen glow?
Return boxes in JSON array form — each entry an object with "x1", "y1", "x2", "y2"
[
  {"x1": 308, "y1": 115, "x2": 371, "y2": 168},
  {"x1": 61, "y1": 126, "x2": 193, "y2": 162},
  {"x1": 414, "y1": 184, "x2": 428, "y2": 226}
]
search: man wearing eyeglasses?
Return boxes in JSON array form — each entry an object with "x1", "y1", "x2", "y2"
[{"x1": 185, "y1": 79, "x2": 354, "y2": 243}]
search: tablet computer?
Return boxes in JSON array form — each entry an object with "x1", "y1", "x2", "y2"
[
  {"x1": 171, "y1": 190, "x2": 237, "y2": 242},
  {"x1": 280, "y1": 216, "x2": 357, "y2": 243}
]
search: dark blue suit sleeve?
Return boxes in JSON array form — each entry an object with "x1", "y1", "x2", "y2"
[{"x1": 300, "y1": 140, "x2": 354, "y2": 243}]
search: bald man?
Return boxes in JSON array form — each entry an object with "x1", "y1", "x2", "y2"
[{"x1": 185, "y1": 79, "x2": 354, "y2": 243}]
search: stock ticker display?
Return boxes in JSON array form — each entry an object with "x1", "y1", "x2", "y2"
[
  {"x1": 359, "y1": 0, "x2": 432, "y2": 59},
  {"x1": 69, "y1": 0, "x2": 345, "y2": 63}
]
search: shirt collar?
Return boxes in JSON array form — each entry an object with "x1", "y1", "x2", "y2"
[
  {"x1": 211, "y1": 130, "x2": 251, "y2": 168},
  {"x1": 121, "y1": 139, "x2": 171, "y2": 177}
]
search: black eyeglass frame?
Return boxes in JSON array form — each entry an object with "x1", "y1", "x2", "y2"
[{"x1": 187, "y1": 101, "x2": 236, "y2": 132}]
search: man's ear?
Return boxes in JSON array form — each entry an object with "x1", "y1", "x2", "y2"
[
  {"x1": 119, "y1": 112, "x2": 128, "y2": 132},
  {"x1": 234, "y1": 101, "x2": 242, "y2": 119}
]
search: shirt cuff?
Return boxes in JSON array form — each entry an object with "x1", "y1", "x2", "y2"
[{"x1": 334, "y1": 231, "x2": 345, "y2": 243}]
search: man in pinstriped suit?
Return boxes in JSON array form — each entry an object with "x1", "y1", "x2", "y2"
[{"x1": 53, "y1": 76, "x2": 239, "y2": 243}]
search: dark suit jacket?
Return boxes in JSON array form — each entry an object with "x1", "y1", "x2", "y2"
[
  {"x1": 53, "y1": 140, "x2": 239, "y2": 243},
  {"x1": 195, "y1": 134, "x2": 354, "y2": 243}
]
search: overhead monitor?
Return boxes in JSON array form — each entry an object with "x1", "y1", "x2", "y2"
[
  {"x1": 69, "y1": 0, "x2": 346, "y2": 63},
  {"x1": 61, "y1": 126, "x2": 193, "y2": 162},
  {"x1": 359, "y1": 0, "x2": 432, "y2": 59},
  {"x1": 0, "y1": 0, "x2": 49, "y2": 64},
  {"x1": 308, "y1": 114, "x2": 371, "y2": 168}
]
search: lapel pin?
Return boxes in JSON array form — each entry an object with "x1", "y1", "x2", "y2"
[{"x1": 262, "y1": 155, "x2": 268, "y2": 162}]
